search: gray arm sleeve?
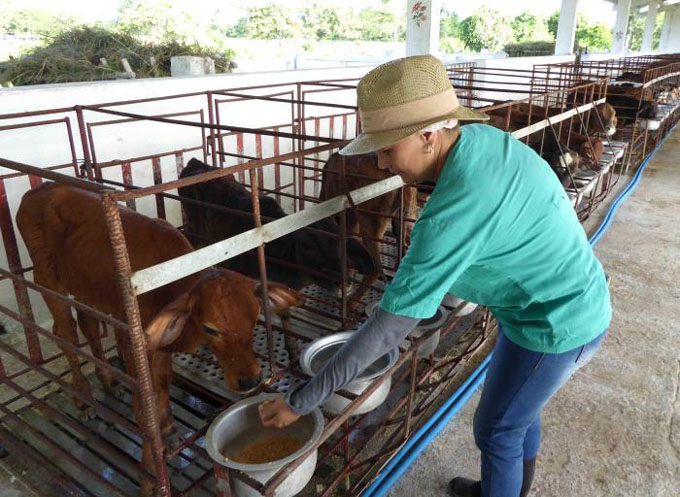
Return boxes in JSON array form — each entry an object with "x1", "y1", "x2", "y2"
[{"x1": 285, "y1": 307, "x2": 420, "y2": 415}]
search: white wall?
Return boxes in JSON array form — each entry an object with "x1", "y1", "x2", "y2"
[{"x1": 0, "y1": 66, "x2": 373, "y2": 329}]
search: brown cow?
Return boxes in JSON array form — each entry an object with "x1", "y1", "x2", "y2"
[
  {"x1": 319, "y1": 152, "x2": 418, "y2": 305},
  {"x1": 17, "y1": 182, "x2": 302, "y2": 496}
]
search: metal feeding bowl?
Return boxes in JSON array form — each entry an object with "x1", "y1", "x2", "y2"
[
  {"x1": 206, "y1": 393, "x2": 324, "y2": 497},
  {"x1": 441, "y1": 293, "x2": 478, "y2": 316},
  {"x1": 364, "y1": 301, "x2": 445, "y2": 358},
  {"x1": 299, "y1": 332, "x2": 398, "y2": 415}
]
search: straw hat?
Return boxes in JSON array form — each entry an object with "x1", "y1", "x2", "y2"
[{"x1": 340, "y1": 55, "x2": 489, "y2": 156}]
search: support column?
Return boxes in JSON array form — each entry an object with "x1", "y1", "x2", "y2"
[
  {"x1": 612, "y1": 0, "x2": 633, "y2": 53},
  {"x1": 406, "y1": 0, "x2": 441, "y2": 56},
  {"x1": 658, "y1": 7, "x2": 680, "y2": 52},
  {"x1": 642, "y1": 1, "x2": 659, "y2": 52},
  {"x1": 554, "y1": 0, "x2": 580, "y2": 55}
]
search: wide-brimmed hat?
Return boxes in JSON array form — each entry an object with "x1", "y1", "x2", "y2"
[{"x1": 340, "y1": 55, "x2": 489, "y2": 156}]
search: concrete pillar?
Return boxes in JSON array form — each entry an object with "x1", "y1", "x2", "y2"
[
  {"x1": 554, "y1": 0, "x2": 580, "y2": 55},
  {"x1": 406, "y1": 0, "x2": 441, "y2": 56},
  {"x1": 658, "y1": 7, "x2": 680, "y2": 52},
  {"x1": 611, "y1": 0, "x2": 632, "y2": 53},
  {"x1": 642, "y1": 1, "x2": 659, "y2": 51}
]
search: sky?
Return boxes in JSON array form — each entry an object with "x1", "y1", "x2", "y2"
[{"x1": 1, "y1": 0, "x2": 621, "y2": 26}]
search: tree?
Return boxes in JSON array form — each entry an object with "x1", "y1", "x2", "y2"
[
  {"x1": 300, "y1": 4, "x2": 342, "y2": 40},
  {"x1": 547, "y1": 11, "x2": 612, "y2": 52},
  {"x1": 1, "y1": 9, "x2": 74, "y2": 36},
  {"x1": 358, "y1": 8, "x2": 398, "y2": 42},
  {"x1": 628, "y1": 12, "x2": 665, "y2": 51},
  {"x1": 575, "y1": 22, "x2": 612, "y2": 52},
  {"x1": 116, "y1": 0, "x2": 205, "y2": 44},
  {"x1": 237, "y1": 4, "x2": 300, "y2": 40},
  {"x1": 511, "y1": 12, "x2": 551, "y2": 43},
  {"x1": 459, "y1": 8, "x2": 513, "y2": 52},
  {"x1": 440, "y1": 9, "x2": 460, "y2": 39}
]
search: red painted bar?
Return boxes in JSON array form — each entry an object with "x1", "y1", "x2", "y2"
[
  {"x1": 0, "y1": 179, "x2": 42, "y2": 364},
  {"x1": 151, "y1": 156, "x2": 166, "y2": 219},
  {"x1": 236, "y1": 133, "x2": 245, "y2": 183}
]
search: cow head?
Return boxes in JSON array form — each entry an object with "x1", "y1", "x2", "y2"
[
  {"x1": 294, "y1": 218, "x2": 374, "y2": 291},
  {"x1": 598, "y1": 103, "x2": 618, "y2": 137},
  {"x1": 144, "y1": 270, "x2": 302, "y2": 393}
]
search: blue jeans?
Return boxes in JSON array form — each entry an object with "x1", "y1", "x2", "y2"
[{"x1": 473, "y1": 327, "x2": 606, "y2": 497}]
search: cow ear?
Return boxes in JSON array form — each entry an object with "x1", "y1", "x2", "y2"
[
  {"x1": 145, "y1": 292, "x2": 198, "y2": 351},
  {"x1": 253, "y1": 282, "x2": 303, "y2": 314}
]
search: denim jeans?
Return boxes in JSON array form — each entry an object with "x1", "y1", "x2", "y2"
[{"x1": 473, "y1": 326, "x2": 606, "y2": 497}]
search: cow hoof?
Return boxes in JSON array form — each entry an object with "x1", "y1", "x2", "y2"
[
  {"x1": 162, "y1": 428, "x2": 183, "y2": 450},
  {"x1": 76, "y1": 405, "x2": 96, "y2": 421}
]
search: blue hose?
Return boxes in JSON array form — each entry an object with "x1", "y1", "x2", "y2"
[{"x1": 361, "y1": 123, "x2": 678, "y2": 497}]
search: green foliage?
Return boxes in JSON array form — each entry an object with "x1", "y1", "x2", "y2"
[
  {"x1": 358, "y1": 8, "x2": 398, "y2": 42},
  {"x1": 241, "y1": 4, "x2": 300, "y2": 40},
  {"x1": 116, "y1": 0, "x2": 230, "y2": 50},
  {"x1": 628, "y1": 12, "x2": 665, "y2": 51},
  {"x1": 300, "y1": 4, "x2": 342, "y2": 41},
  {"x1": 511, "y1": 12, "x2": 551, "y2": 43},
  {"x1": 547, "y1": 11, "x2": 612, "y2": 52},
  {"x1": 459, "y1": 7, "x2": 513, "y2": 52},
  {"x1": 440, "y1": 10, "x2": 460, "y2": 39},
  {"x1": 1, "y1": 9, "x2": 74, "y2": 36},
  {"x1": 575, "y1": 21, "x2": 612, "y2": 52},
  {"x1": 0, "y1": 26, "x2": 236, "y2": 86}
]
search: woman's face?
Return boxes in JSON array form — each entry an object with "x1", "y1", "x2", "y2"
[{"x1": 376, "y1": 133, "x2": 432, "y2": 184}]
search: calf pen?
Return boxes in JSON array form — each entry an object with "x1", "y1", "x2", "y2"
[
  {"x1": 0, "y1": 81, "x2": 492, "y2": 497},
  {"x1": 533, "y1": 55, "x2": 680, "y2": 172},
  {"x1": 0, "y1": 64, "x2": 631, "y2": 496}
]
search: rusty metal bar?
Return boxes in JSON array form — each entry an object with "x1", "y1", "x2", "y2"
[{"x1": 101, "y1": 191, "x2": 171, "y2": 497}]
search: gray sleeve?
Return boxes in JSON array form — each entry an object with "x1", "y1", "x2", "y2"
[{"x1": 285, "y1": 307, "x2": 420, "y2": 415}]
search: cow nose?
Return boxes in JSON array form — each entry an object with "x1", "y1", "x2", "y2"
[{"x1": 238, "y1": 373, "x2": 263, "y2": 392}]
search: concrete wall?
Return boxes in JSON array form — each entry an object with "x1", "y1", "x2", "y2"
[
  {"x1": 659, "y1": 7, "x2": 680, "y2": 52},
  {"x1": 0, "y1": 66, "x2": 374, "y2": 328}
]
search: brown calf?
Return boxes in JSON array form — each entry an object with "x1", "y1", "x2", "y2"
[
  {"x1": 319, "y1": 152, "x2": 417, "y2": 304},
  {"x1": 17, "y1": 182, "x2": 301, "y2": 495}
]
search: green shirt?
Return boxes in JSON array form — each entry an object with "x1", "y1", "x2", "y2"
[{"x1": 380, "y1": 124, "x2": 611, "y2": 353}]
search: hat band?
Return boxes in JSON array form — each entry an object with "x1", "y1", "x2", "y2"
[{"x1": 359, "y1": 87, "x2": 460, "y2": 134}]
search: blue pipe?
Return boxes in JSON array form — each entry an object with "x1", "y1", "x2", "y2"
[
  {"x1": 590, "y1": 123, "x2": 677, "y2": 246},
  {"x1": 361, "y1": 123, "x2": 678, "y2": 497},
  {"x1": 362, "y1": 353, "x2": 492, "y2": 497}
]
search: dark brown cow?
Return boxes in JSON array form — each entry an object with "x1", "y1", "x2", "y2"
[
  {"x1": 319, "y1": 152, "x2": 418, "y2": 305},
  {"x1": 17, "y1": 182, "x2": 301, "y2": 496}
]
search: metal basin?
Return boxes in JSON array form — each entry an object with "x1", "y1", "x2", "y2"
[
  {"x1": 205, "y1": 393, "x2": 324, "y2": 497},
  {"x1": 300, "y1": 332, "x2": 398, "y2": 415},
  {"x1": 364, "y1": 301, "x2": 444, "y2": 358},
  {"x1": 441, "y1": 294, "x2": 478, "y2": 316},
  {"x1": 411, "y1": 306, "x2": 446, "y2": 357}
]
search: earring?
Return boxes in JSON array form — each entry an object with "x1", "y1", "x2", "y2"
[{"x1": 425, "y1": 144, "x2": 433, "y2": 154}]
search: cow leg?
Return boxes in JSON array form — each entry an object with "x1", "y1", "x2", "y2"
[
  {"x1": 128, "y1": 350, "x2": 174, "y2": 497},
  {"x1": 42, "y1": 295, "x2": 93, "y2": 415},
  {"x1": 280, "y1": 312, "x2": 299, "y2": 361},
  {"x1": 76, "y1": 311, "x2": 118, "y2": 395},
  {"x1": 350, "y1": 217, "x2": 389, "y2": 309},
  {"x1": 150, "y1": 351, "x2": 177, "y2": 443}
]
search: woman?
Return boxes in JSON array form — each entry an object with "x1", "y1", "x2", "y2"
[{"x1": 259, "y1": 55, "x2": 611, "y2": 497}]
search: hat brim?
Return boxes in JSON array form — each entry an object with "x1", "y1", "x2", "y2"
[{"x1": 339, "y1": 106, "x2": 489, "y2": 156}]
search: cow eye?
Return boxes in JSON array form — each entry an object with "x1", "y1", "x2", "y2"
[{"x1": 203, "y1": 326, "x2": 218, "y2": 336}]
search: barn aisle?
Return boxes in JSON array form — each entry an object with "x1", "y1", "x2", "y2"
[{"x1": 389, "y1": 128, "x2": 680, "y2": 497}]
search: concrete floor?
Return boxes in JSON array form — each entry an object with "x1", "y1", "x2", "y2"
[
  {"x1": 390, "y1": 129, "x2": 680, "y2": 496},
  {"x1": 1, "y1": 131, "x2": 678, "y2": 496}
]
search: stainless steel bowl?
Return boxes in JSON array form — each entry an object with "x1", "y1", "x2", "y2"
[
  {"x1": 411, "y1": 305, "x2": 446, "y2": 357},
  {"x1": 299, "y1": 332, "x2": 398, "y2": 415},
  {"x1": 365, "y1": 302, "x2": 445, "y2": 358},
  {"x1": 441, "y1": 294, "x2": 478, "y2": 316},
  {"x1": 205, "y1": 393, "x2": 324, "y2": 497}
]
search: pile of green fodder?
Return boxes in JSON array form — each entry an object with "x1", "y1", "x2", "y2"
[
  {"x1": 503, "y1": 40, "x2": 555, "y2": 58},
  {"x1": 0, "y1": 26, "x2": 236, "y2": 86}
]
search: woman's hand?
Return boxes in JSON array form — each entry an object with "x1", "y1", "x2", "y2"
[{"x1": 258, "y1": 395, "x2": 301, "y2": 428}]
